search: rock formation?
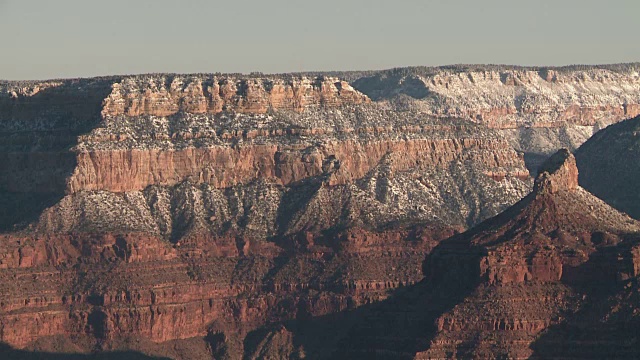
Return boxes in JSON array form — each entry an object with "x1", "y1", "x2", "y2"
[
  {"x1": 313, "y1": 150, "x2": 640, "y2": 359},
  {"x1": 0, "y1": 64, "x2": 639, "y2": 358},
  {"x1": 101, "y1": 76, "x2": 369, "y2": 117},
  {"x1": 351, "y1": 64, "x2": 640, "y2": 172},
  {"x1": 418, "y1": 149, "x2": 640, "y2": 358},
  {"x1": 0, "y1": 73, "x2": 530, "y2": 358}
]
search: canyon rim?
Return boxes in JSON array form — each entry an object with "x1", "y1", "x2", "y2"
[{"x1": 1, "y1": 63, "x2": 640, "y2": 359}]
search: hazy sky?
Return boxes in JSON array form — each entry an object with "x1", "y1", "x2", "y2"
[{"x1": 1, "y1": 0, "x2": 639, "y2": 80}]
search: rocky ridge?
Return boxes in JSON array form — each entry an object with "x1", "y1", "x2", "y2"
[
  {"x1": 419, "y1": 150, "x2": 640, "y2": 358},
  {"x1": 0, "y1": 73, "x2": 530, "y2": 358},
  {"x1": 0, "y1": 65, "x2": 640, "y2": 358},
  {"x1": 352, "y1": 64, "x2": 640, "y2": 172},
  {"x1": 314, "y1": 150, "x2": 640, "y2": 359},
  {"x1": 353, "y1": 65, "x2": 640, "y2": 128}
]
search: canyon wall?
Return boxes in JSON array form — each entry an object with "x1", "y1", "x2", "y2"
[
  {"x1": 0, "y1": 74, "x2": 530, "y2": 357},
  {"x1": 0, "y1": 65, "x2": 639, "y2": 358},
  {"x1": 352, "y1": 64, "x2": 640, "y2": 171},
  {"x1": 352, "y1": 65, "x2": 640, "y2": 128},
  {"x1": 310, "y1": 150, "x2": 640, "y2": 359}
]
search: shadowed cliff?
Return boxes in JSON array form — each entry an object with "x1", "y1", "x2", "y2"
[
  {"x1": 238, "y1": 149, "x2": 640, "y2": 359},
  {"x1": 1, "y1": 67, "x2": 640, "y2": 358},
  {"x1": 576, "y1": 115, "x2": 640, "y2": 220},
  {"x1": 0, "y1": 342, "x2": 169, "y2": 360},
  {"x1": 0, "y1": 79, "x2": 113, "y2": 231}
]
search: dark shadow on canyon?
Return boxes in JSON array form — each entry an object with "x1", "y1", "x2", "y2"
[
  {"x1": 351, "y1": 73, "x2": 430, "y2": 101},
  {"x1": 241, "y1": 233, "x2": 482, "y2": 359},
  {"x1": 0, "y1": 79, "x2": 113, "y2": 232},
  {"x1": 523, "y1": 152, "x2": 549, "y2": 176},
  {"x1": 274, "y1": 176, "x2": 325, "y2": 239},
  {"x1": 0, "y1": 342, "x2": 169, "y2": 360},
  {"x1": 529, "y1": 236, "x2": 640, "y2": 359}
]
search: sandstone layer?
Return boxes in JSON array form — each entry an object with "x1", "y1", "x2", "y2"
[
  {"x1": 1, "y1": 65, "x2": 639, "y2": 359},
  {"x1": 0, "y1": 73, "x2": 530, "y2": 358},
  {"x1": 101, "y1": 76, "x2": 369, "y2": 117}
]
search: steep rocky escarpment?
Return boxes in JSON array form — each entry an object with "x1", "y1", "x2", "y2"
[
  {"x1": 0, "y1": 79, "x2": 114, "y2": 231},
  {"x1": 0, "y1": 74, "x2": 531, "y2": 358},
  {"x1": 576, "y1": 114, "x2": 640, "y2": 220},
  {"x1": 1, "y1": 65, "x2": 640, "y2": 359},
  {"x1": 100, "y1": 75, "x2": 369, "y2": 117},
  {"x1": 22, "y1": 74, "x2": 532, "y2": 236},
  {"x1": 352, "y1": 64, "x2": 640, "y2": 172},
  {"x1": 67, "y1": 136, "x2": 526, "y2": 194},
  {"x1": 282, "y1": 150, "x2": 640, "y2": 359}
]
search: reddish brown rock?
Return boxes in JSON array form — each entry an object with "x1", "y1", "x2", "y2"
[
  {"x1": 315, "y1": 150, "x2": 640, "y2": 359},
  {"x1": 2, "y1": 66, "x2": 639, "y2": 358},
  {"x1": 66, "y1": 137, "x2": 524, "y2": 193},
  {"x1": 101, "y1": 76, "x2": 370, "y2": 117},
  {"x1": 417, "y1": 150, "x2": 640, "y2": 358},
  {"x1": 0, "y1": 226, "x2": 449, "y2": 352}
]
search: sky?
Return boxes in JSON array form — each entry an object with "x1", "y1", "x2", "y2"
[{"x1": 1, "y1": 0, "x2": 639, "y2": 80}]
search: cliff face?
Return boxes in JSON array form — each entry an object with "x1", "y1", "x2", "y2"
[
  {"x1": 0, "y1": 74, "x2": 531, "y2": 357},
  {"x1": 353, "y1": 65, "x2": 640, "y2": 172},
  {"x1": 66, "y1": 137, "x2": 525, "y2": 193},
  {"x1": 101, "y1": 76, "x2": 369, "y2": 117},
  {"x1": 1, "y1": 65, "x2": 639, "y2": 358},
  {"x1": 309, "y1": 150, "x2": 640, "y2": 359},
  {"x1": 354, "y1": 66, "x2": 640, "y2": 128}
]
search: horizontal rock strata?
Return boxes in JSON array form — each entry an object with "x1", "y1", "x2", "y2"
[{"x1": 1, "y1": 65, "x2": 639, "y2": 358}]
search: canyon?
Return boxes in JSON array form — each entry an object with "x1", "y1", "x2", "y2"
[
  {"x1": 0, "y1": 64, "x2": 639, "y2": 359},
  {"x1": 312, "y1": 149, "x2": 640, "y2": 359}
]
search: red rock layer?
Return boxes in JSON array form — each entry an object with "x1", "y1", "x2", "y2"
[
  {"x1": 458, "y1": 103, "x2": 640, "y2": 129},
  {"x1": 66, "y1": 138, "x2": 524, "y2": 193},
  {"x1": 321, "y1": 150, "x2": 640, "y2": 359},
  {"x1": 101, "y1": 76, "x2": 370, "y2": 117},
  {"x1": 0, "y1": 226, "x2": 448, "y2": 350},
  {"x1": 416, "y1": 150, "x2": 640, "y2": 358}
]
